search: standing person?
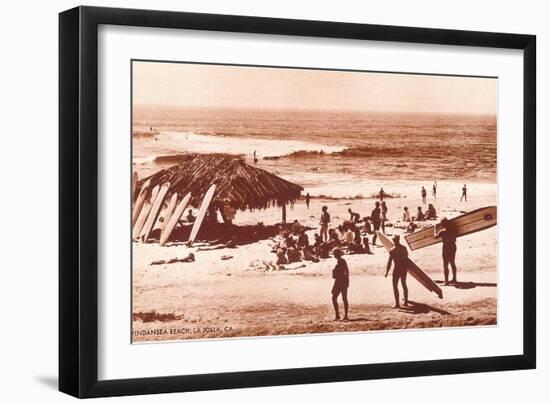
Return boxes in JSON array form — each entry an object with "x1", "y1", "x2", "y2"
[
  {"x1": 320, "y1": 205, "x2": 330, "y2": 242},
  {"x1": 432, "y1": 181, "x2": 437, "y2": 200},
  {"x1": 371, "y1": 201, "x2": 382, "y2": 246},
  {"x1": 381, "y1": 201, "x2": 388, "y2": 234},
  {"x1": 305, "y1": 193, "x2": 311, "y2": 209},
  {"x1": 421, "y1": 186, "x2": 427, "y2": 204},
  {"x1": 435, "y1": 218, "x2": 458, "y2": 285},
  {"x1": 385, "y1": 235, "x2": 409, "y2": 308},
  {"x1": 331, "y1": 249, "x2": 349, "y2": 321},
  {"x1": 460, "y1": 184, "x2": 468, "y2": 202},
  {"x1": 378, "y1": 187, "x2": 385, "y2": 201},
  {"x1": 253, "y1": 150, "x2": 258, "y2": 163}
]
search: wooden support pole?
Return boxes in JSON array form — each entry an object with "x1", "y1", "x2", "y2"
[{"x1": 282, "y1": 203, "x2": 287, "y2": 223}]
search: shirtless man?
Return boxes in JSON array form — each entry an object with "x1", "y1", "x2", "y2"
[
  {"x1": 385, "y1": 235, "x2": 409, "y2": 308},
  {"x1": 435, "y1": 217, "x2": 458, "y2": 285}
]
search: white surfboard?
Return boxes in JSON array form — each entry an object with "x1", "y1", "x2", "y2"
[
  {"x1": 132, "y1": 184, "x2": 159, "y2": 240},
  {"x1": 156, "y1": 192, "x2": 178, "y2": 231},
  {"x1": 132, "y1": 171, "x2": 138, "y2": 204},
  {"x1": 141, "y1": 182, "x2": 170, "y2": 243},
  {"x1": 131, "y1": 179, "x2": 151, "y2": 225},
  {"x1": 188, "y1": 184, "x2": 216, "y2": 246},
  {"x1": 159, "y1": 193, "x2": 192, "y2": 246}
]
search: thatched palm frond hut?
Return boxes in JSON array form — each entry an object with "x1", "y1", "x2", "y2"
[{"x1": 138, "y1": 154, "x2": 303, "y2": 214}]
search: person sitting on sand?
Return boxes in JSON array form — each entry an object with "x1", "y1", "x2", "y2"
[
  {"x1": 320, "y1": 205, "x2": 331, "y2": 242},
  {"x1": 297, "y1": 230, "x2": 309, "y2": 249},
  {"x1": 291, "y1": 219, "x2": 303, "y2": 235},
  {"x1": 426, "y1": 203, "x2": 437, "y2": 220},
  {"x1": 313, "y1": 233, "x2": 322, "y2": 249},
  {"x1": 343, "y1": 226, "x2": 355, "y2": 245},
  {"x1": 186, "y1": 209, "x2": 196, "y2": 223},
  {"x1": 348, "y1": 208, "x2": 361, "y2": 223},
  {"x1": 406, "y1": 218, "x2": 418, "y2": 234},
  {"x1": 331, "y1": 248, "x2": 349, "y2": 321},
  {"x1": 415, "y1": 206, "x2": 425, "y2": 221},
  {"x1": 287, "y1": 246, "x2": 302, "y2": 263},
  {"x1": 285, "y1": 234, "x2": 297, "y2": 249},
  {"x1": 403, "y1": 207, "x2": 411, "y2": 222},
  {"x1": 385, "y1": 235, "x2": 409, "y2": 308},
  {"x1": 435, "y1": 217, "x2": 458, "y2": 285},
  {"x1": 371, "y1": 202, "x2": 382, "y2": 245},
  {"x1": 335, "y1": 225, "x2": 346, "y2": 242},
  {"x1": 363, "y1": 237, "x2": 373, "y2": 254},
  {"x1": 276, "y1": 248, "x2": 288, "y2": 266},
  {"x1": 318, "y1": 242, "x2": 331, "y2": 259},
  {"x1": 362, "y1": 217, "x2": 372, "y2": 234}
]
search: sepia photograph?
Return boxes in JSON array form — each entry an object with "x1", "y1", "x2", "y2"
[{"x1": 131, "y1": 60, "x2": 498, "y2": 343}]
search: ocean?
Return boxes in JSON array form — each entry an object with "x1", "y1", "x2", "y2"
[{"x1": 133, "y1": 106, "x2": 497, "y2": 199}]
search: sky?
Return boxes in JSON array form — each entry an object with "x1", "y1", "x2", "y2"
[{"x1": 132, "y1": 61, "x2": 497, "y2": 115}]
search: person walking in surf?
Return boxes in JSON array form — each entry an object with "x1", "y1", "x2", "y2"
[
  {"x1": 320, "y1": 205, "x2": 330, "y2": 242},
  {"x1": 435, "y1": 217, "x2": 458, "y2": 285},
  {"x1": 432, "y1": 181, "x2": 437, "y2": 200},
  {"x1": 460, "y1": 184, "x2": 468, "y2": 202},
  {"x1": 421, "y1": 186, "x2": 427, "y2": 204},
  {"x1": 305, "y1": 193, "x2": 311, "y2": 209},
  {"x1": 331, "y1": 248, "x2": 349, "y2": 321},
  {"x1": 385, "y1": 235, "x2": 409, "y2": 308},
  {"x1": 378, "y1": 187, "x2": 385, "y2": 201},
  {"x1": 371, "y1": 201, "x2": 382, "y2": 245}
]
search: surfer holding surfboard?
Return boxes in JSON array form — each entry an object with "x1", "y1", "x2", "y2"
[
  {"x1": 385, "y1": 235, "x2": 410, "y2": 308},
  {"x1": 435, "y1": 218, "x2": 458, "y2": 285}
]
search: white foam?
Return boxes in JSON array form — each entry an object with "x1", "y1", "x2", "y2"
[{"x1": 161, "y1": 131, "x2": 345, "y2": 158}]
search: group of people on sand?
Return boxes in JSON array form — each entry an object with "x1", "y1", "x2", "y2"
[{"x1": 272, "y1": 211, "x2": 374, "y2": 267}]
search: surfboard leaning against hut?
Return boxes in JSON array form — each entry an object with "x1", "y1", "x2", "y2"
[
  {"x1": 132, "y1": 179, "x2": 151, "y2": 225},
  {"x1": 133, "y1": 184, "x2": 159, "y2": 240},
  {"x1": 141, "y1": 182, "x2": 170, "y2": 243},
  {"x1": 159, "y1": 193, "x2": 191, "y2": 246},
  {"x1": 188, "y1": 184, "x2": 216, "y2": 246}
]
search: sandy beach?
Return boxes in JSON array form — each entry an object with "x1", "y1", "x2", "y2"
[{"x1": 132, "y1": 190, "x2": 497, "y2": 342}]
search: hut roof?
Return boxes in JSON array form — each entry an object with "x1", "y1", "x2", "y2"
[{"x1": 138, "y1": 154, "x2": 303, "y2": 211}]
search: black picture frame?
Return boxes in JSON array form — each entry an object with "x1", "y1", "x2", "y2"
[{"x1": 59, "y1": 6, "x2": 536, "y2": 398}]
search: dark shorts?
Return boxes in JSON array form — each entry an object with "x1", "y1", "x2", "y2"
[
  {"x1": 372, "y1": 220, "x2": 381, "y2": 231},
  {"x1": 392, "y1": 267, "x2": 408, "y2": 279},
  {"x1": 443, "y1": 244, "x2": 457, "y2": 259},
  {"x1": 332, "y1": 280, "x2": 349, "y2": 295}
]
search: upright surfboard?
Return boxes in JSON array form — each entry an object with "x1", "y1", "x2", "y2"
[
  {"x1": 141, "y1": 182, "x2": 170, "y2": 243},
  {"x1": 188, "y1": 184, "x2": 216, "y2": 246},
  {"x1": 377, "y1": 231, "x2": 443, "y2": 299},
  {"x1": 132, "y1": 179, "x2": 151, "y2": 225},
  {"x1": 405, "y1": 206, "x2": 497, "y2": 251},
  {"x1": 132, "y1": 184, "x2": 159, "y2": 240},
  {"x1": 159, "y1": 193, "x2": 191, "y2": 246},
  {"x1": 156, "y1": 192, "x2": 178, "y2": 232},
  {"x1": 132, "y1": 172, "x2": 138, "y2": 204}
]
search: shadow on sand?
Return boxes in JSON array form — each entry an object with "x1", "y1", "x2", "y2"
[
  {"x1": 346, "y1": 317, "x2": 370, "y2": 323},
  {"x1": 435, "y1": 280, "x2": 497, "y2": 290},
  {"x1": 398, "y1": 301, "x2": 451, "y2": 315}
]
